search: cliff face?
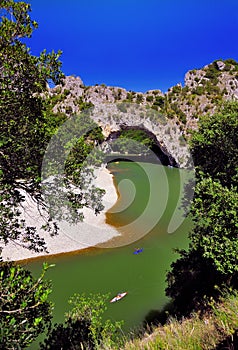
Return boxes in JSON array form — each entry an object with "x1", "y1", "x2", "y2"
[
  {"x1": 170, "y1": 59, "x2": 238, "y2": 130},
  {"x1": 48, "y1": 59, "x2": 238, "y2": 132},
  {"x1": 43, "y1": 59, "x2": 238, "y2": 168}
]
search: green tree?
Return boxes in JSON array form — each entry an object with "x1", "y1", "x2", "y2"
[
  {"x1": 0, "y1": 262, "x2": 53, "y2": 349},
  {"x1": 41, "y1": 113, "x2": 106, "y2": 223},
  {"x1": 64, "y1": 126, "x2": 104, "y2": 185},
  {"x1": 40, "y1": 319, "x2": 94, "y2": 350},
  {"x1": 190, "y1": 174, "x2": 238, "y2": 275},
  {"x1": 166, "y1": 249, "x2": 228, "y2": 316},
  {"x1": 41, "y1": 293, "x2": 124, "y2": 349},
  {"x1": 166, "y1": 175, "x2": 238, "y2": 315},
  {"x1": 0, "y1": 0, "x2": 64, "y2": 254},
  {"x1": 166, "y1": 102, "x2": 238, "y2": 315},
  {"x1": 66, "y1": 293, "x2": 123, "y2": 348},
  {"x1": 191, "y1": 101, "x2": 238, "y2": 188}
]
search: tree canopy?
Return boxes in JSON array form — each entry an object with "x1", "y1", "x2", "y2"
[
  {"x1": 166, "y1": 101, "x2": 238, "y2": 314},
  {"x1": 191, "y1": 101, "x2": 238, "y2": 188},
  {"x1": 40, "y1": 293, "x2": 123, "y2": 350},
  {"x1": 0, "y1": 0, "x2": 64, "y2": 254},
  {"x1": 0, "y1": 262, "x2": 53, "y2": 349},
  {"x1": 190, "y1": 174, "x2": 238, "y2": 275},
  {"x1": 0, "y1": 1, "x2": 108, "y2": 256}
]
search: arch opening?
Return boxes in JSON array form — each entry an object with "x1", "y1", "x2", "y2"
[{"x1": 104, "y1": 126, "x2": 178, "y2": 167}]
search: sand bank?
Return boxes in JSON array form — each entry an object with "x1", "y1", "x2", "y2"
[{"x1": 1, "y1": 168, "x2": 119, "y2": 262}]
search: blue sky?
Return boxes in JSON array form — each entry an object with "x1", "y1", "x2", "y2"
[{"x1": 28, "y1": 0, "x2": 238, "y2": 92}]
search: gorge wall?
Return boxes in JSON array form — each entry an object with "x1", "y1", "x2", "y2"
[{"x1": 46, "y1": 59, "x2": 238, "y2": 167}]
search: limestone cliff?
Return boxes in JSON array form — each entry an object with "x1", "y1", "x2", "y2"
[
  {"x1": 48, "y1": 59, "x2": 238, "y2": 129},
  {"x1": 45, "y1": 59, "x2": 238, "y2": 167}
]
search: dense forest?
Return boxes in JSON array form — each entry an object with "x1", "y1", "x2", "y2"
[{"x1": 0, "y1": 1, "x2": 237, "y2": 349}]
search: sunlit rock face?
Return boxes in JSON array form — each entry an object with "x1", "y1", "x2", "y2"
[{"x1": 47, "y1": 59, "x2": 238, "y2": 167}]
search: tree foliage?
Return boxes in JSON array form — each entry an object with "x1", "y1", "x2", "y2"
[
  {"x1": 64, "y1": 126, "x2": 104, "y2": 185},
  {"x1": 40, "y1": 318, "x2": 94, "y2": 350},
  {"x1": 0, "y1": 0, "x2": 64, "y2": 254},
  {"x1": 166, "y1": 101, "x2": 238, "y2": 315},
  {"x1": 190, "y1": 174, "x2": 238, "y2": 275},
  {"x1": 0, "y1": 1, "x2": 108, "y2": 256},
  {"x1": 111, "y1": 128, "x2": 156, "y2": 154},
  {"x1": 191, "y1": 101, "x2": 238, "y2": 188},
  {"x1": 0, "y1": 262, "x2": 53, "y2": 349},
  {"x1": 41, "y1": 293, "x2": 124, "y2": 349}
]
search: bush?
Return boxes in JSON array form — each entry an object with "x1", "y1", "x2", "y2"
[
  {"x1": 192, "y1": 86, "x2": 205, "y2": 95},
  {"x1": 205, "y1": 63, "x2": 220, "y2": 82},
  {"x1": 146, "y1": 95, "x2": 154, "y2": 102},
  {"x1": 172, "y1": 85, "x2": 182, "y2": 93},
  {"x1": 153, "y1": 96, "x2": 165, "y2": 108},
  {"x1": 136, "y1": 94, "x2": 144, "y2": 103}
]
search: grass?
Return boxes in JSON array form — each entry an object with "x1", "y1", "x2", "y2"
[{"x1": 116, "y1": 292, "x2": 238, "y2": 350}]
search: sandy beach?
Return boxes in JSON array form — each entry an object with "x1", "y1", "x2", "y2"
[{"x1": 1, "y1": 167, "x2": 120, "y2": 262}]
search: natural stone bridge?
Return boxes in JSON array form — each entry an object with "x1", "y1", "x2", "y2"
[{"x1": 88, "y1": 102, "x2": 193, "y2": 168}]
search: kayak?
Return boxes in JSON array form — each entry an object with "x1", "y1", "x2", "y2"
[
  {"x1": 133, "y1": 248, "x2": 143, "y2": 255},
  {"x1": 110, "y1": 292, "x2": 128, "y2": 303}
]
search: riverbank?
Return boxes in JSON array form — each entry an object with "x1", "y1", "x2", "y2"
[
  {"x1": 121, "y1": 292, "x2": 238, "y2": 350},
  {"x1": 1, "y1": 167, "x2": 119, "y2": 262}
]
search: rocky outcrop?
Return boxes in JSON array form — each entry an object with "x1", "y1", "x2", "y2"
[
  {"x1": 179, "y1": 60, "x2": 238, "y2": 128},
  {"x1": 185, "y1": 60, "x2": 238, "y2": 98},
  {"x1": 49, "y1": 59, "x2": 238, "y2": 123},
  {"x1": 90, "y1": 103, "x2": 191, "y2": 167},
  {"x1": 46, "y1": 59, "x2": 238, "y2": 167}
]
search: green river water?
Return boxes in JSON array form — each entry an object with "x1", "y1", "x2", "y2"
[{"x1": 27, "y1": 161, "x2": 192, "y2": 347}]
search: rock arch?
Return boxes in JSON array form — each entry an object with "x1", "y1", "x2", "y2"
[
  {"x1": 88, "y1": 102, "x2": 192, "y2": 168},
  {"x1": 105, "y1": 125, "x2": 178, "y2": 166}
]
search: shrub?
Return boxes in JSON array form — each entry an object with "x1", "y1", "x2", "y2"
[
  {"x1": 172, "y1": 85, "x2": 182, "y2": 93},
  {"x1": 192, "y1": 86, "x2": 205, "y2": 95},
  {"x1": 146, "y1": 95, "x2": 154, "y2": 102}
]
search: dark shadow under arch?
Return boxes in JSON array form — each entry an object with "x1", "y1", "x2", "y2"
[{"x1": 105, "y1": 125, "x2": 178, "y2": 167}]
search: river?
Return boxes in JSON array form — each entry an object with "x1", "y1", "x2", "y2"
[{"x1": 27, "y1": 161, "x2": 192, "y2": 347}]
